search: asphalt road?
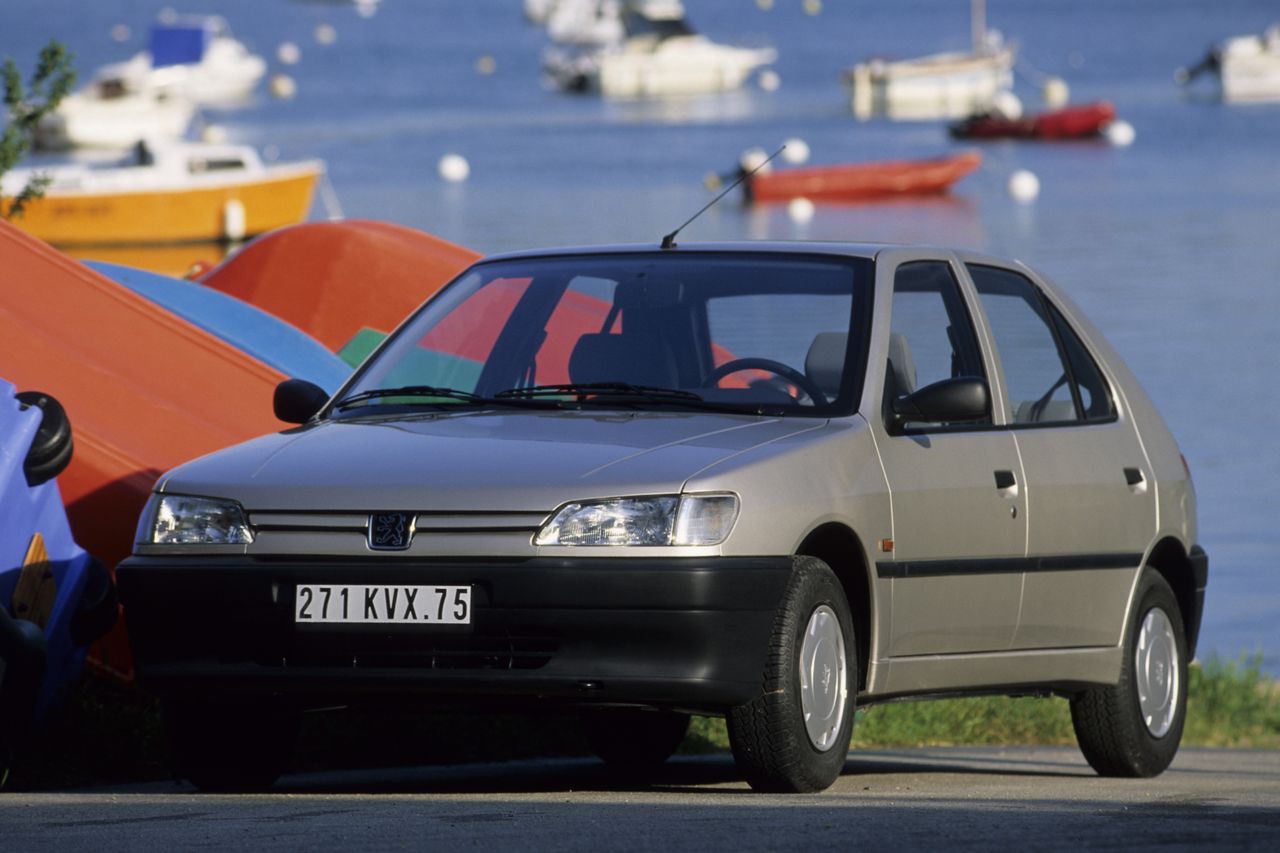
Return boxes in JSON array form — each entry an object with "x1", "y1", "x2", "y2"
[{"x1": 4, "y1": 748, "x2": 1278, "y2": 851}]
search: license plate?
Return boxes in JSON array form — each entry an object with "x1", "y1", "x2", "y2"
[{"x1": 294, "y1": 584, "x2": 471, "y2": 625}]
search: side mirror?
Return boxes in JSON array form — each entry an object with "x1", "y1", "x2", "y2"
[
  {"x1": 891, "y1": 376, "x2": 989, "y2": 431},
  {"x1": 274, "y1": 378, "x2": 330, "y2": 424}
]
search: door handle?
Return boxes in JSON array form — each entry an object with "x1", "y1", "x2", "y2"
[
  {"x1": 994, "y1": 470, "x2": 1017, "y2": 490},
  {"x1": 1124, "y1": 467, "x2": 1145, "y2": 487}
]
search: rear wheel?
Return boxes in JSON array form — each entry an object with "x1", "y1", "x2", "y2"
[
  {"x1": 164, "y1": 698, "x2": 299, "y2": 792},
  {"x1": 584, "y1": 709, "x2": 690, "y2": 773},
  {"x1": 1070, "y1": 571, "x2": 1187, "y2": 777},
  {"x1": 727, "y1": 556, "x2": 855, "y2": 793}
]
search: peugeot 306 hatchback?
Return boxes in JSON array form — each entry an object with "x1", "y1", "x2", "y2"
[{"x1": 117, "y1": 243, "x2": 1208, "y2": 793}]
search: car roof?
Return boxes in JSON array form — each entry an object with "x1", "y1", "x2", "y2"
[{"x1": 478, "y1": 241, "x2": 893, "y2": 264}]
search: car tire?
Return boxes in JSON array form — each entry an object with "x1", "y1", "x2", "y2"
[
  {"x1": 16, "y1": 391, "x2": 74, "y2": 487},
  {"x1": 164, "y1": 698, "x2": 300, "y2": 792},
  {"x1": 584, "y1": 709, "x2": 690, "y2": 772},
  {"x1": 727, "y1": 555, "x2": 856, "y2": 793},
  {"x1": 1070, "y1": 570, "x2": 1187, "y2": 778}
]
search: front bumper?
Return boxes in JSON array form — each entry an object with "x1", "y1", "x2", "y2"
[{"x1": 116, "y1": 555, "x2": 792, "y2": 713}]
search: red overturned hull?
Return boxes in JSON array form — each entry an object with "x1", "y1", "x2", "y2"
[
  {"x1": 746, "y1": 151, "x2": 982, "y2": 204},
  {"x1": 199, "y1": 220, "x2": 481, "y2": 351},
  {"x1": 949, "y1": 101, "x2": 1116, "y2": 140},
  {"x1": 0, "y1": 220, "x2": 290, "y2": 680}
]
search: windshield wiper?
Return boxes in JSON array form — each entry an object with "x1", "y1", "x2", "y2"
[
  {"x1": 333, "y1": 385, "x2": 556, "y2": 411},
  {"x1": 496, "y1": 382, "x2": 706, "y2": 402},
  {"x1": 493, "y1": 383, "x2": 757, "y2": 413}
]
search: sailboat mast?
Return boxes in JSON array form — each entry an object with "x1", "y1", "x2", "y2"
[{"x1": 971, "y1": 0, "x2": 986, "y2": 53}]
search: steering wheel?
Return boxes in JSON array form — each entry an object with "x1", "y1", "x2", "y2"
[{"x1": 701, "y1": 358, "x2": 828, "y2": 405}]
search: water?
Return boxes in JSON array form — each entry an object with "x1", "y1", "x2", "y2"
[{"x1": 3, "y1": 0, "x2": 1278, "y2": 671}]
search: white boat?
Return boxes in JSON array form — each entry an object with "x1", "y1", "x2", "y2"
[
  {"x1": 35, "y1": 84, "x2": 196, "y2": 150},
  {"x1": 1178, "y1": 24, "x2": 1280, "y2": 102},
  {"x1": 36, "y1": 15, "x2": 266, "y2": 150},
  {"x1": 544, "y1": 2, "x2": 776, "y2": 98},
  {"x1": 99, "y1": 14, "x2": 267, "y2": 107},
  {"x1": 843, "y1": 0, "x2": 1015, "y2": 120}
]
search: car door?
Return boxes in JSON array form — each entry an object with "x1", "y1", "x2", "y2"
[
  {"x1": 964, "y1": 262, "x2": 1157, "y2": 650},
  {"x1": 871, "y1": 253, "x2": 1027, "y2": 657}
]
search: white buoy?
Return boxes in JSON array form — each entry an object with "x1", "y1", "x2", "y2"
[
  {"x1": 788, "y1": 197, "x2": 816, "y2": 223},
  {"x1": 739, "y1": 147, "x2": 771, "y2": 174},
  {"x1": 110, "y1": 24, "x2": 131, "y2": 43},
  {"x1": 475, "y1": 55, "x2": 497, "y2": 75},
  {"x1": 277, "y1": 41, "x2": 302, "y2": 65},
  {"x1": 158, "y1": 7, "x2": 179, "y2": 25},
  {"x1": 438, "y1": 153, "x2": 470, "y2": 183},
  {"x1": 1105, "y1": 119, "x2": 1136, "y2": 147},
  {"x1": 758, "y1": 69, "x2": 781, "y2": 92},
  {"x1": 1008, "y1": 169, "x2": 1040, "y2": 203},
  {"x1": 992, "y1": 90, "x2": 1023, "y2": 119},
  {"x1": 269, "y1": 74, "x2": 297, "y2": 99},
  {"x1": 1042, "y1": 76, "x2": 1070, "y2": 108},
  {"x1": 200, "y1": 123, "x2": 227, "y2": 144},
  {"x1": 781, "y1": 137, "x2": 810, "y2": 165},
  {"x1": 315, "y1": 24, "x2": 337, "y2": 46},
  {"x1": 222, "y1": 199, "x2": 246, "y2": 241},
  {"x1": 354, "y1": 0, "x2": 379, "y2": 18}
]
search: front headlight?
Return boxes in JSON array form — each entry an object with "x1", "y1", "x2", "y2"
[
  {"x1": 148, "y1": 494, "x2": 254, "y2": 545},
  {"x1": 534, "y1": 494, "x2": 738, "y2": 546}
]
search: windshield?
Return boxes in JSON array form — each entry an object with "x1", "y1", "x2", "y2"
[{"x1": 332, "y1": 251, "x2": 872, "y2": 418}]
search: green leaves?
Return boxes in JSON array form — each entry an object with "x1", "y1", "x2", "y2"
[{"x1": 2, "y1": 39, "x2": 76, "y2": 220}]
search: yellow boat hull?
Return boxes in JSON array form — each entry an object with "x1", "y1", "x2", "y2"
[{"x1": 2, "y1": 165, "x2": 320, "y2": 245}]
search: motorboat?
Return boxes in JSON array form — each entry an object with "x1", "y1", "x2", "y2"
[
  {"x1": 35, "y1": 84, "x2": 195, "y2": 151},
  {"x1": 949, "y1": 101, "x2": 1116, "y2": 140},
  {"x1": 1178, "y1": 23, "x2": 1280, "y2": 102},
  {"x1": 737, "y1": 151, "x2": 982, "y2": 204},
  {"x1": 2, "y1": 141, "x2": 323, "y2": 245},
  {"x1": 97, "y1": 15, "x2": 267, "y2": 107},
  {"x1": 544, "y1": 1, "x2": 776, "y2": 97},
  {"x1": 35, "y1": 15, "x2": 265, "y2": 149},
  {"x1": 844, "y1": 0, "x2": 1015, "y2": 120}
]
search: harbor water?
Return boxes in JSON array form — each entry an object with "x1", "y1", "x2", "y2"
[{"x1": 3, "y1": 0, "x2": 1278, "y2": 672}]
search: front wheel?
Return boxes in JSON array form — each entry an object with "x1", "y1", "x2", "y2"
[
  {"x1": 1070, "y1": 570, "x2": 1188, "y2": 777},
  {"x1": 727, "y1": 556, "x2": 856, "y2": 793}
]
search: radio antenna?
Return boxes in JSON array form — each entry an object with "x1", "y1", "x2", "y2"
[{"x1": 660, "y1": 144, "x2": 785, "y2": 250}]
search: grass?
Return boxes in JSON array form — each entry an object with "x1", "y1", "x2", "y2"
[
  {"x1": 4, "y1": 654, "x2": 1277, "y2": 790},
  {"x1": 682, "y1": 653, "x2": 1280, "y2": 753}
]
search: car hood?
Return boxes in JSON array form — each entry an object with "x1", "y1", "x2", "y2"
[{"x1": 160, "y1": 409, "x2": 825, "y2": 511}]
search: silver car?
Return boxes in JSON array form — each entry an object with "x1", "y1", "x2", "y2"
[{"x1": 117, "y1": 242, "x2": 1208, "y2": 793}]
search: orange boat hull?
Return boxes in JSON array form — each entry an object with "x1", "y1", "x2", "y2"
[
  {"x1": 199, "y1": 220, "x2": 482, "y2": 350},
  {"x1": 0, "y1": 220, "x2": 292, "y2": 679},
  {"x1": 747, "y1": 151, "x2": 982, "y2": 203},
  {"x1": 3, "y1": 166, "x2": 319, "y2": 245}
]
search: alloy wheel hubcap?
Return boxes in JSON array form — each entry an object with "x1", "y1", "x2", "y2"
[
  {"x1": 1135, "y1": 606, "x2": 1179, "y2": 737},
  {"x1": 799, "y1": 604, "x2": 847, "y2": 751}
]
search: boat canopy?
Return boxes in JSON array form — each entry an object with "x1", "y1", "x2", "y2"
[{"x1": 149, "y1": 20, "x2": 217, "y2": 67}]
